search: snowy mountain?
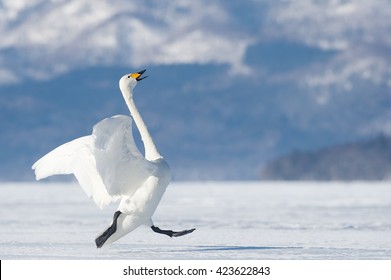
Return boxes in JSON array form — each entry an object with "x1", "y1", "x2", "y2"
[
  {"x1": 1, "y1": 0, "x2": 391, "y2": 180},
  {"x1": 0, "y1": 0, "x2": 251, "y2": 83}
]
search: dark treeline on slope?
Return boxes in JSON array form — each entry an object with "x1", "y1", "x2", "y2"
[{"x1": 262, "y1": 134, "x2": 391, "y2": 181}]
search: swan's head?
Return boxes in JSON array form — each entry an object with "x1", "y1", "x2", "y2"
[{"x1": 119, "y1": 69, "x2": 148, "y2": 97}]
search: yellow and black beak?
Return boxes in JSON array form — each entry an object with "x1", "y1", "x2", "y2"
[{"x1": 130, "y1": 69, "x2": 148, "y2": 81}]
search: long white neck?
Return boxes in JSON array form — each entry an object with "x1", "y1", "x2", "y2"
[{"x1": 124, "y1": 94, "x2": 162, "y2": 161}]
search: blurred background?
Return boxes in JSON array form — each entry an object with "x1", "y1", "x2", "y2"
[{"x1": 1, "y1": 0, "x2": 391, "y2": 181}]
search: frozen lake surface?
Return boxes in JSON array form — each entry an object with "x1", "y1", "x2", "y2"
[{"x1": 0, "y1": 181, "x2": 390, "y2": 259}]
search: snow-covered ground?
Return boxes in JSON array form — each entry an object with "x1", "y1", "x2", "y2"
[{"x1": 0, "y1": 181, "x2": 390, "y2": 259}]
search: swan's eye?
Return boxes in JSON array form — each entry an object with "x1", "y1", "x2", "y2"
[{"x1": 127, "y1": 75, "x2": 131, "y2": 78}]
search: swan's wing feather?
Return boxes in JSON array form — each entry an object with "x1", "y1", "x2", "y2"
[
  {"x1": 32, "y1": 115, "x2": 153, "y2": 209},
  {"x1": 32, "y1": 136, "x2": 117, "y2": 208},
  {"x1": 32, "y1": 136, "x2": 90, "y2": 180},
  {"x1": 92, "y1": 115, "x2": 154, "y2": 197}
]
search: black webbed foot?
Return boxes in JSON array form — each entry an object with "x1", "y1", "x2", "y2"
[
  {"x1": 95, "y1": 211, "x2": 122, "y2": 248},
  {"x1": 171, "y1": 228, "x2": 196, "y2": 237},
  {"x1": 151, "y1": 225, "x2": 196, "y2": 237}
]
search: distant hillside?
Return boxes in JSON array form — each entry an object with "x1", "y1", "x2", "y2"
[{"x1": 261, "y1": 135, "x2": 391, "y2": 180}]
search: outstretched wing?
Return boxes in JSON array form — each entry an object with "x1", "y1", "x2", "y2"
[
  {"x1": 32, "y1": 135, "x2": 115, "y2": 208},
  {"x1": 92, "y1": 115, "x2": 155, "y2": 198},
  {"x1": 32, "y1": 115, "x2": 154, "y2": 209}
]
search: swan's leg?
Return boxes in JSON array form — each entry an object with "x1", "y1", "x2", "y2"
[
  {"x1": 151, "y1": 225, "x2": 196, "y2": 237},
  {"x1": 95, "y1": 211, "x2": 122, "y2": 248}
]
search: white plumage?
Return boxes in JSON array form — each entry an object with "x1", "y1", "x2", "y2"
[
  {"x1": 33, "y1": 115, "x2": 155, "y2": 209},
  {"x1": 32, "y1": 70, "x2": 194, "y2": 247}
]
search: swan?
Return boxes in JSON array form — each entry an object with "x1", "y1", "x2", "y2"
[{"x1": 32, "y1": 69, "x2": 195, "y2": 248}]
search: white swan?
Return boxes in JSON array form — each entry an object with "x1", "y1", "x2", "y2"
[{"x1": 32, "y1": 70, "x2": 195, "y2": 248}]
